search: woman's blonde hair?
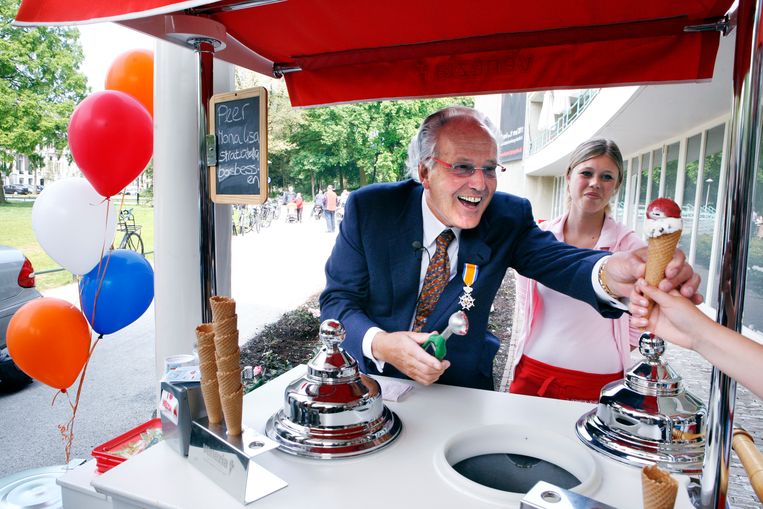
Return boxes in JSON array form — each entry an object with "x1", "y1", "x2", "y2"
[{"x1": 565, "y1": 138, "x2": 624, "y2": 214}]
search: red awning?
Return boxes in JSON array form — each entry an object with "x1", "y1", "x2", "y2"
[{"x1": 15, "y1": 0, "x2": 735, "y2": 107}]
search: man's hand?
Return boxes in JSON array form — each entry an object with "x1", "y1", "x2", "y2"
[
  {"x1": 371, "y1": 331, "x2": 451, "y2": 385},
  {"x1": 606, "y1": 248, "x2": 703, "y2": 304}
]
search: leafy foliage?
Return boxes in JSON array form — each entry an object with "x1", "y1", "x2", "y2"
[
  {"x1": 285, "y1": 98, "x2": 473, "y2": 196},
  {"x1": 0, "y1": 0, "x2": 88, "y2": 172}
]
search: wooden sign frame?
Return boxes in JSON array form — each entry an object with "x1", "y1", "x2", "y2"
[{"x1": 208, "y1": 87, "x2": 268, "y2": 205}]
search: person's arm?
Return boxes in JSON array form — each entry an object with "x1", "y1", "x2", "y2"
[{"x1": 631, "y1": 281, "x2": 763, "y2": 399}]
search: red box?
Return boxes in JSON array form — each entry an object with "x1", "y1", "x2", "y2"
[{"x1": 91, "y1": 418, "x2": 163, "y2": 473}]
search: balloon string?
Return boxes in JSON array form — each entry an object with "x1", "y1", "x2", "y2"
[
  {"x1": 54, "y1": 334, "x2": 102, "y2": 464},
  {"x1": 85, "y1": 195, "x2": 123, "y2": 327}
]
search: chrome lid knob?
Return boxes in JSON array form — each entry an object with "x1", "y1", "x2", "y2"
[
  {"x1": 638, "y1": 331, "x2": 665, "y2": 359},
  {"x1": 319, "y1": 319, "x2": 345, "y2": 350}
]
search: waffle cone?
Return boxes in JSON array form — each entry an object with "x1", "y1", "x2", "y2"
[
  {"x1": 214, "y1": 332, "x2": 239, "y2": 356},
  {"x1": 195, "y1": 323, "x2": 215, "y2": 349},
  {"x1": 213, "y1": 315, "x2": 238, "y2": 337},
  {"x1": 642, "y1": 465, "x2": 678, "y2": 509},
  {"x1": 215, "y1": 351, "x2": 241, "y2": 373},
  {"x1": 221, "y1": 386, "x2": 243, "y2": 435},
  {"x1": 201, "y1": 378, "x2": 223, "y2": 424},
  {"x1": 197, "y1": 343, "x2": 217, "y2": 371},
  {"x1": 198, "y1": 357, "x2": 217, "y2": 377},
  {"x1": 197, "y1": 343, "x2": 216, "y2": 359},
  {"x1": 645, "y1": 231, "x2": 682, "y2": 287},
  {"x1": 209, "y1": 296, "x2": 236, "y2": 321},
  {"x1": 217, "y1": 369, "x2": 242, "y2": 396}
]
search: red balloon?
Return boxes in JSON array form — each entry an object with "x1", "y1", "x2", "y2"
[
  {"x1": 7, "y1": 298, "x2": 92, "y2": 391},
  {"x1": 105, "y1": 49, "x2": 154, "y2": 117},
  {"x1": 68, "y1": 90, "x2": 153, "y2": 198}
]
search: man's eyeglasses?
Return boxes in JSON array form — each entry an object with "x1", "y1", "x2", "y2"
[{"x1": 430, "y1": 157, "x2": 506, "y2": 179}]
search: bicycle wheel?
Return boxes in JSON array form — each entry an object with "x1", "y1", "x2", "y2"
[
  {"x1": 124, "y1": 232, "x2": 145, "y2": 255},
  {"x1": 260, "y1": 209, "x2": 271, "y2": 229}
]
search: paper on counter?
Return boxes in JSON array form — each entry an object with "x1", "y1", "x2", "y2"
[
  {"x1": 163, "y1": 365, "x2": 201, "y2": 383},
  {"x1": 378, "y1": 378, "x2": 413, "y2": 402}
]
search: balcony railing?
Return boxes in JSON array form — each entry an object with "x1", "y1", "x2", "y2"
[{"x1": 529, "y1": 89, "x2": 600, "y2": 155}]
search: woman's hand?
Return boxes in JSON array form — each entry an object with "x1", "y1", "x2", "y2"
[{"x1": 629, "y1": 279, "x2": 711, "y2": 350}]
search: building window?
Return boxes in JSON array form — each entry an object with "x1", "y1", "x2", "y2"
[
  {"x1": 662, "y1": 142, "x2": 679, "y2": 198},
  {"x1": 744, "y1": 128, "x2": 763, "y2": 333},
  {"x1": 696, "y1": 124, "x2": 724, "y2": 302},
  {"x1": 679, "y1": 134, "x2": 702, "y2": 258}
]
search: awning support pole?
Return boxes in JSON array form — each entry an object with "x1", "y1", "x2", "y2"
[
  {"x1": 700, "y1": 0, "x2": 763, "y2": 506},
  {"x1": 192, "y1": 38, "x2": 219, "y2": 323}
]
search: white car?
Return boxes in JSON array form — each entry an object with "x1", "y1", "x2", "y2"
[{"x1": 0, "y1": 245, "x2": 41, "y2": 391}]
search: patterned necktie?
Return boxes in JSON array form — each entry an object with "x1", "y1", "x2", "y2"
[{"x1": 413, "y1": 229, "x2": 455, "y2": 332}]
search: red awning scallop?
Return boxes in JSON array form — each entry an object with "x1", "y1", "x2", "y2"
[{"x1": 15, "y1": 0, "x2": 735, "y2": 106}]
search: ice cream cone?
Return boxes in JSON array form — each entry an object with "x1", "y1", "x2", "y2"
[
  {"x1": 217, "y1": 369, "x2": 243, "y2": 396},
  {"x1": 195, "y1": 323, "x2": 215, "y2": 349},
  {"x1": 221, "y1": 386, "x2": 243, "y2": 435},
  {"x1": 642, "y1": 465, "x2": 678, "y2": 509},
  {"x1": 215, "y1": 351, "x2": 241, "y2": 373},
  {"x1": 201, "y1": 361, "x2": 217, "y2": 377},
  {"x1": 645, "y1": 230, "x2": 682, "y2": 287},
  {"x1": 209, "y1": 296, "x2": 236, "y2": 321},
  {"x1": 197, "y1": 344, "x2": 215, "y2": 361},
  {"x1": 213, "y1": 315, "x2": 238, "y2": 337},
  {"x1": 201, "y1": 378, "x2": 223, "y2": 424},
  {"x1": 214, "y1": 332, "x2": 239, "y2": 357}
]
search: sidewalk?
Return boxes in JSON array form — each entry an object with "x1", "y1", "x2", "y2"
[{"x1": 0, "y1": 217, "x2": 338, "y2": 477}]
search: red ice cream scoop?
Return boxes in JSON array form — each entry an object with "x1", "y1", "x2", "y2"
[{"x1": 646, "y1": 198, "x2": 681, "y2": 220}]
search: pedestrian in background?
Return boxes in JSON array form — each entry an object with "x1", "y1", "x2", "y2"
[
  {"x1": 324, "y1": 185, "x2": 338, "y2": 232},
  {"x1": 295, "y1": 192, "x2": 304, "y2": 222}
]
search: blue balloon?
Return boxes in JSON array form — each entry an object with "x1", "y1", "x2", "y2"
[{"x1": 79, "y1": 249, "x2": 154, "y2": 335}]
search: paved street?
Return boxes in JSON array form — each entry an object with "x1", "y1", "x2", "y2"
[{"x1": 0, "y1": 215, "x2": 338, "y2": 478}]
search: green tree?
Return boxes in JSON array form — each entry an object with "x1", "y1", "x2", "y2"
[
  {"x1": 0, "y1": 0, "x2": 88, "y2": 201},
  {"x1": 285, "y1": 97, "x2": 473, "y2": 196}
]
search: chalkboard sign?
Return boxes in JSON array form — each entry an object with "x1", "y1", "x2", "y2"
[{"x1": 209, "y1": 87, "x2": 268, "y2": 204}]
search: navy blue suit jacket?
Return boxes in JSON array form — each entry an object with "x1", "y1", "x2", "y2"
[{"x1": 320, "y1": 180, "x2": 620, "y2": 389}]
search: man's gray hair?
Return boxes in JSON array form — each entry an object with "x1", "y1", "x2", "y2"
[{"x1": 406, "y1": 105, "x2": 501, "y2": 181}]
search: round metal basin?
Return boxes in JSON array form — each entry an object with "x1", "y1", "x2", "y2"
[{"x1": 434, "y1": 424, "x2": 600, "y2": 504}]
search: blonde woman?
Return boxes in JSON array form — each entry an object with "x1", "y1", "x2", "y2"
[{"x1": 509, "y1": 139, "x2": 645, "y2": 401}]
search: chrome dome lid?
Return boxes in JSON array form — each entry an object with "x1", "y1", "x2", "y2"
[
  {"x1": 576, "y1": 332, "x2": 706, "y2": 474},
  {"x1": 265, "y1": 319, "x2": 402, "y2": 459}
]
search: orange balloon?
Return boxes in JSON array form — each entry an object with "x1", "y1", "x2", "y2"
[
  {"x1": 7, "y1": 298, "x2": 91, "y2": 390},
  {"x1": 105, "y1": 49, "x2": 154, "y2": 117}
]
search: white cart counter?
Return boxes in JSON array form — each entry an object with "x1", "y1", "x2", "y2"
[{"x1": 60, "y1": 366, "x2": 694, "y2": 509}]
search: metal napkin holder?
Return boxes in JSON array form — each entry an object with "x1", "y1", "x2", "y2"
[
  {"x1": 576, "y1": 332, "x2": 706, "y2": 473},
  {"x1": 188, "y1": 416, "x2": 287, "y2": 505}
]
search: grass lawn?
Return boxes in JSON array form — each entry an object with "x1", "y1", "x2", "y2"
[{"x1": 0, "y1": 200, "x2": 154, "y2": 291}]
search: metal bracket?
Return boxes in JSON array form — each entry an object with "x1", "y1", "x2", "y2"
[
  {"x1": 273, "y1": 65, "x2": 302, "y2": 78},
  {"x1": 684, "y1": 15, "x2": 730, "y2": 35},
  {"x1": 206, "y1": 134, "x2": 217, "y2": 167}
]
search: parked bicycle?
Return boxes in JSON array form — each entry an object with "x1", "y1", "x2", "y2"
[{"x1": 118, "y1": 209, "x2": 145, "y2": 254}]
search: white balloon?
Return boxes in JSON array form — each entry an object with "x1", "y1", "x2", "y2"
[{"x1": 32, "y1": 178, "x2": 118, "y2": 275}]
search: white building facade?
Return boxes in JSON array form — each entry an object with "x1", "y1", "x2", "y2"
[{"x1": 475, "y1": 33, "x2": 763, "y2": 339}]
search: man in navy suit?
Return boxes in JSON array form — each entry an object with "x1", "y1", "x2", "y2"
[{"x1": 320, "y1": 106, "x2": 700, "y2": 390}]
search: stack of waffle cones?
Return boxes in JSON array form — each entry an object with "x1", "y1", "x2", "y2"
[
  {"x1": 195, "y1": 296, "x2": 243, "y2": 435},
  {"x1": 641, "y1": 464, "x2": 678, "y2": 509},
  {"x1": 196, "y1": 323, "x2": 222, "y2": 425}
]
